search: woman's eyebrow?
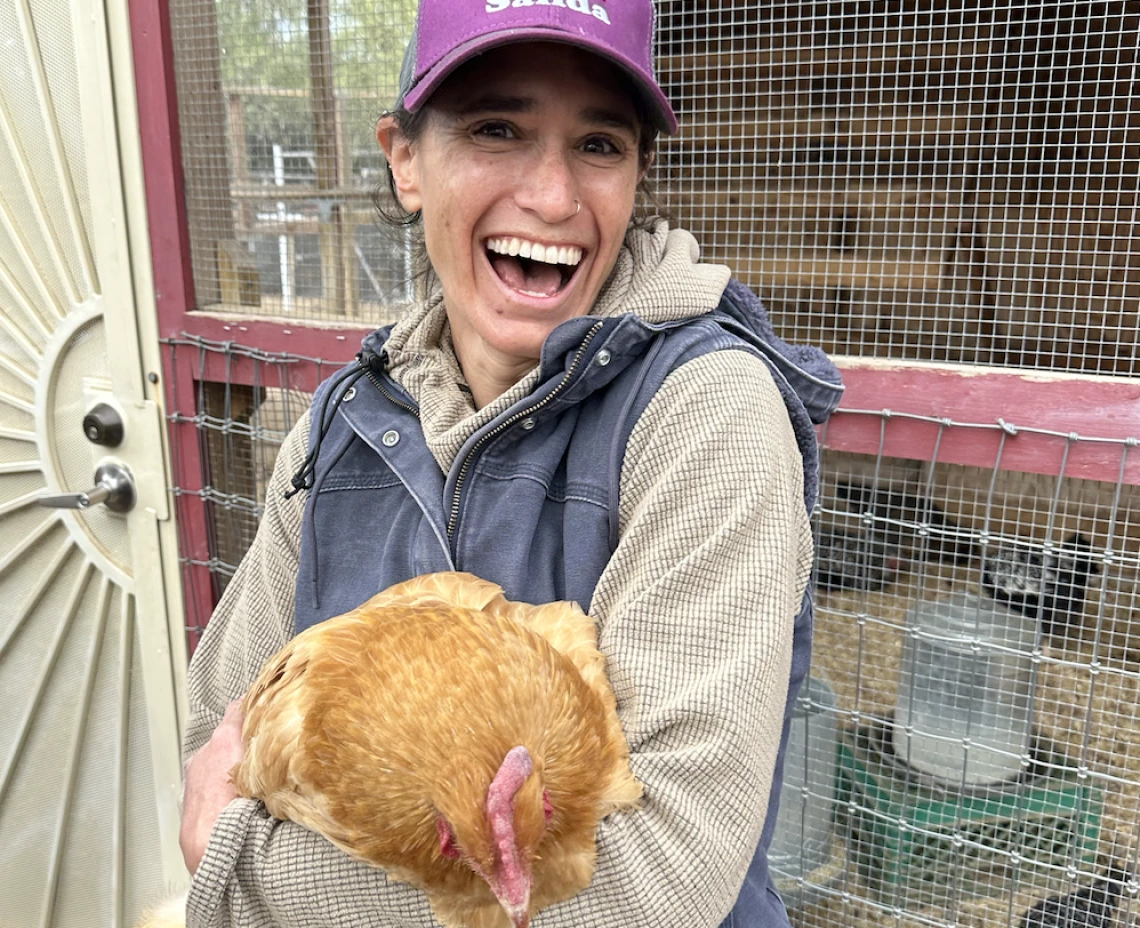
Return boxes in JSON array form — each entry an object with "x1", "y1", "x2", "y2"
[
  {"x1": 452, "y1": 93, "x2": 535, "y2": 116},
  {"x1": 448, "y1": 96, "x2": 637, "y2": 135},
  {"x1": 579, "y1": 107, "x2": 638, "y2": 135}
]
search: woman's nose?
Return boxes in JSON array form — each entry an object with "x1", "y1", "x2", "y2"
[{"x1": 515, "y1": 146, "x2": 578, "y2": 223}]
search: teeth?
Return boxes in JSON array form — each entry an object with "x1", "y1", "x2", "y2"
[{"x1": 487, "y1": 237, "x2": 583, "y2": 267}]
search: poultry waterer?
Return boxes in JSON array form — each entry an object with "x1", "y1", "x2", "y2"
[
  {"x1": 892, "y1": 589, "x2": 1039, "y2": 785},
  {"x1": 836, "y1": 591, "x2": 1101, "y2": 909},
  {"x1": 768, "y1": 676, "x2": 845, "y2": 909}
]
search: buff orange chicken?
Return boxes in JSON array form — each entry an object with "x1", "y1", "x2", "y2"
[{"x1": 143, "y1": 572, "x2": 641, "y2": 928}]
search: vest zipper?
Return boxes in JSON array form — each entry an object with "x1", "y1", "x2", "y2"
[
  {"x1": 361, "y1": 362, "x2": 420, "y2": 419},
  {"x1": 446, "y1": 321, "x2": 605, "y2": 542}
]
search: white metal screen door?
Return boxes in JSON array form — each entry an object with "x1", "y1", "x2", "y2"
[{"x1": 0, "y1": 0, "x2": 188, "y2": 918}]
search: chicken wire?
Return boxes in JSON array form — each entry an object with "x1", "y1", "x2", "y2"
[
  {"x1": 165, "y1": 337, "x2": 320, "y2": 619},
  {"x1": 165, "y1": 336, "x2": 1140, "y2": 928},
  {"x1": 167, "y1": 1, "x2": 1139, "y2": 374}
]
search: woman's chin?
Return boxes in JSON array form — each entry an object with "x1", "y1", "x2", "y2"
[
  {"x1": 480, "y1": 327, "x2": 554, "y2": 365},
  {"x1": 475, "y1": 302, "x2": 586, "y2": 358}
]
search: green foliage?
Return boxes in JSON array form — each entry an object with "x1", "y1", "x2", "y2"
[{"x1": 217, "y1": 0, "x2": 417, "y2": 169}]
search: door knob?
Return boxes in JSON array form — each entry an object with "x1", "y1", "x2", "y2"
[{"x1": 38, "y1": 462, "x2": 136, "y2": 513}]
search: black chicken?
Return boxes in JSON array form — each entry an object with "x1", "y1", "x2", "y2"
[
  {"x1": 981, "y1": 532, "x2": 1100, "y2": 638},
  {"x1": 1020, "y1": 863, "x2": 1131, "y2": 928},
  {"x1": 814, "y1": 526, "x2": 903, "y2": 592},
  {"x1": 814, "y1": 483, "x2": 973, "y2": 591},
  {"x1": 835, "y1": 483, "x2": 975, "y2": 565}
]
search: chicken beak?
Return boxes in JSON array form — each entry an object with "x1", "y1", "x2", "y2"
[{"x1": 498, "y1": 897, "x2": 530, "y2": 928}]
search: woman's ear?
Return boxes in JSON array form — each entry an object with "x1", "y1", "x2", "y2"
[
  {"x1": 376, "y1": 115, "x2": 423, "y2": 213},
  {"x1": 637, "y1": 146, "x2": 655, "y2": 187}
]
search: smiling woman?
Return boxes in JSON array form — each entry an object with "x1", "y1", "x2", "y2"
[
  {"x1": 377, "y1": 44, "x2": 648, "y2": 404},
  {"x1": 177, "y1": 0, "x2": 844, "y2": 926}
]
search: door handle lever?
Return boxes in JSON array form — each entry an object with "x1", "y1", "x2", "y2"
[{"x1": 38, "y1": 462, "x2": 136, "y2": 513}]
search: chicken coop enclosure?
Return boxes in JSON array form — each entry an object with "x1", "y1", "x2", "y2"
[{"x1": 124, "y1": 0, "x2": 1140, "y2": 926}]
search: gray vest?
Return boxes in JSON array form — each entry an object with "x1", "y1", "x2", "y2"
[{"x1": 292, "y1": 279, "x2": 842, "y2": 926}]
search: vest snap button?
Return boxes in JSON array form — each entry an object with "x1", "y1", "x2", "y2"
[
  {"x1": 520, "y1": 418, "x2": 537, "y2": 431},
  {"x1": 342, "y1": 386, "x2": 357, "y2": 402},
  {"x1": 595, "y1": 349, "x2": 612, "y2": 367},
  {"x1": 382, "y1": 429, "x2": 400, "y2": 447}
]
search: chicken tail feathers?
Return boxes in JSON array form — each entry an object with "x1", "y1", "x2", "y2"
[
  {"x1": 234, "y1": 639, "x2": 313, "y2": 798},
  {"x1": 242, "y1": 641, "x2": 311, "y2": 720}
]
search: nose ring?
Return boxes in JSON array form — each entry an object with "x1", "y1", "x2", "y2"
[{"x1": 574, "y1": 199, "x2": 581, "y2": 216}]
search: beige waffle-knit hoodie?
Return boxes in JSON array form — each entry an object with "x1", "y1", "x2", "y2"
[{"x1": 182, "y1": 222, "x2": 814, "y2": 928}]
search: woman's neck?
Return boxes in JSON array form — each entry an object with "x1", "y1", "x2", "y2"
[{"x1": 450, "y1": 332, "x2": 537, "y2": 409}]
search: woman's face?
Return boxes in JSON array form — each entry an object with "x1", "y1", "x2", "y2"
[{"x1": 380, "y1": 43, "x2": 645, "y2": 374}]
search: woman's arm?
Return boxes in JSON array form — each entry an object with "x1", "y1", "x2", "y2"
[
  {"x1": 542, "y1": 348, "x2": 814, "y2": 926},
  {"x1": 184, "y1": 409, "x2": 310, "y2": 762},
  {"x1": 183, "y1": 409, "x2": 459, "y2": 926}
]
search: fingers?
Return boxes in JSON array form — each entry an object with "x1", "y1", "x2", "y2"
[{"x1": 179, "y1": 699, "x2": 247, "y2": 874}]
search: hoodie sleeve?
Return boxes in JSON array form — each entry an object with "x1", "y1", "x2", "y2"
[
  {"x1": 183, "y1": 350, "x2": 812, "y2": 928},
  {"x1": 184, "y1": 409, "x2": 451, "y2": 927},
  {"x1": 540, "y1": 347, "x2": 814, "y2": 926}
]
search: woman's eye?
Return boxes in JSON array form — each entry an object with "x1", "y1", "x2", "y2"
[
  {"x1": 473, "y1": 122, "x2": 515, "y2": 140},
  {"x1": 581, "y1": 135, "x2": 621, "y2": 156}
]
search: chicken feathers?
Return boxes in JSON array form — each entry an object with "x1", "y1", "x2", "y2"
[{"x1": 231, "y1": 571, "x2": 641, "y2": 928}]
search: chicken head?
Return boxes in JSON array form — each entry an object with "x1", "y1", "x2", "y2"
[{"x1": 435, "y1": 746, "x2": 539, "y2": 928}]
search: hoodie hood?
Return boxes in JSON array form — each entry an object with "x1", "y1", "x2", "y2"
[{"x1": 366, "y1": 219, "x2": 841, "y2": 471}]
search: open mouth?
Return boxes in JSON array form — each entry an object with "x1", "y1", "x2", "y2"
[{"x1": 485, "y1": 237, "x2": 583, "y2": 299}]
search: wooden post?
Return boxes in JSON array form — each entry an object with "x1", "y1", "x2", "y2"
[
  {"x1": 336, "y1": 95, "x2": 360, "y2": 317},
  {"x1": 306, "y1": 0, "x2": 346, "y2": 314},
  {"x1": 226, "y1": 91, "x2": 254, "y2": 233}
]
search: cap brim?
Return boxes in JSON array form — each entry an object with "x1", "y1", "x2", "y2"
[{"x1": 401, "y1": 27, "x2": 678, "y2": 135}]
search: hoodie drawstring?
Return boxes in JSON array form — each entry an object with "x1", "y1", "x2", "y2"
[{"x1": 284, "y1": 355, "x2": 373, "y2": 500}]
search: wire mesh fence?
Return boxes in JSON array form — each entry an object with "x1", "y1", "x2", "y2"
[
  {"x1": 168, "y1": 1, "x2": 1139, "y2": 374},
  {"x1": 162, "y1": 0, "x2": 1140, "y2": 926},
  {"x1": 805, "y1": 429, "x2": 1140, "y2": 928},
  {"x1": 165, "y1": 337, "x2": 323, "y2": 621},
  {"x1": 165, "y1": 337, "x2": 1140, "y2": 928}
]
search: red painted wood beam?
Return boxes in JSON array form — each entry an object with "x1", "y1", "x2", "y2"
[
  {"x1": 825, "y1": 360, "x2": 1140, "y2": 486},
  {"x1": 176, "y1": 316, "x2": 1140, "y2": 487},
  {"x1": 128, "y1": 0, "x2": 216, "y2": 641},
  {"x1": 175, "y1": 312, "x2": 367, "y2": 393}
]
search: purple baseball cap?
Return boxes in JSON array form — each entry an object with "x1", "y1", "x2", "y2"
[{"x1": 396, "y1": 0, "x2": 678, "y2": 135}]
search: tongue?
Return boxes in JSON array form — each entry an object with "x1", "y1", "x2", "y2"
[{"x1": 490, "y1": 254, "x2": 563, "y2": 297}]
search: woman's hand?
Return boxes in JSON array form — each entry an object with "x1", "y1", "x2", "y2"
[{"x1": 180, "y1": 699, "x2": 245, "y2": 875}]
